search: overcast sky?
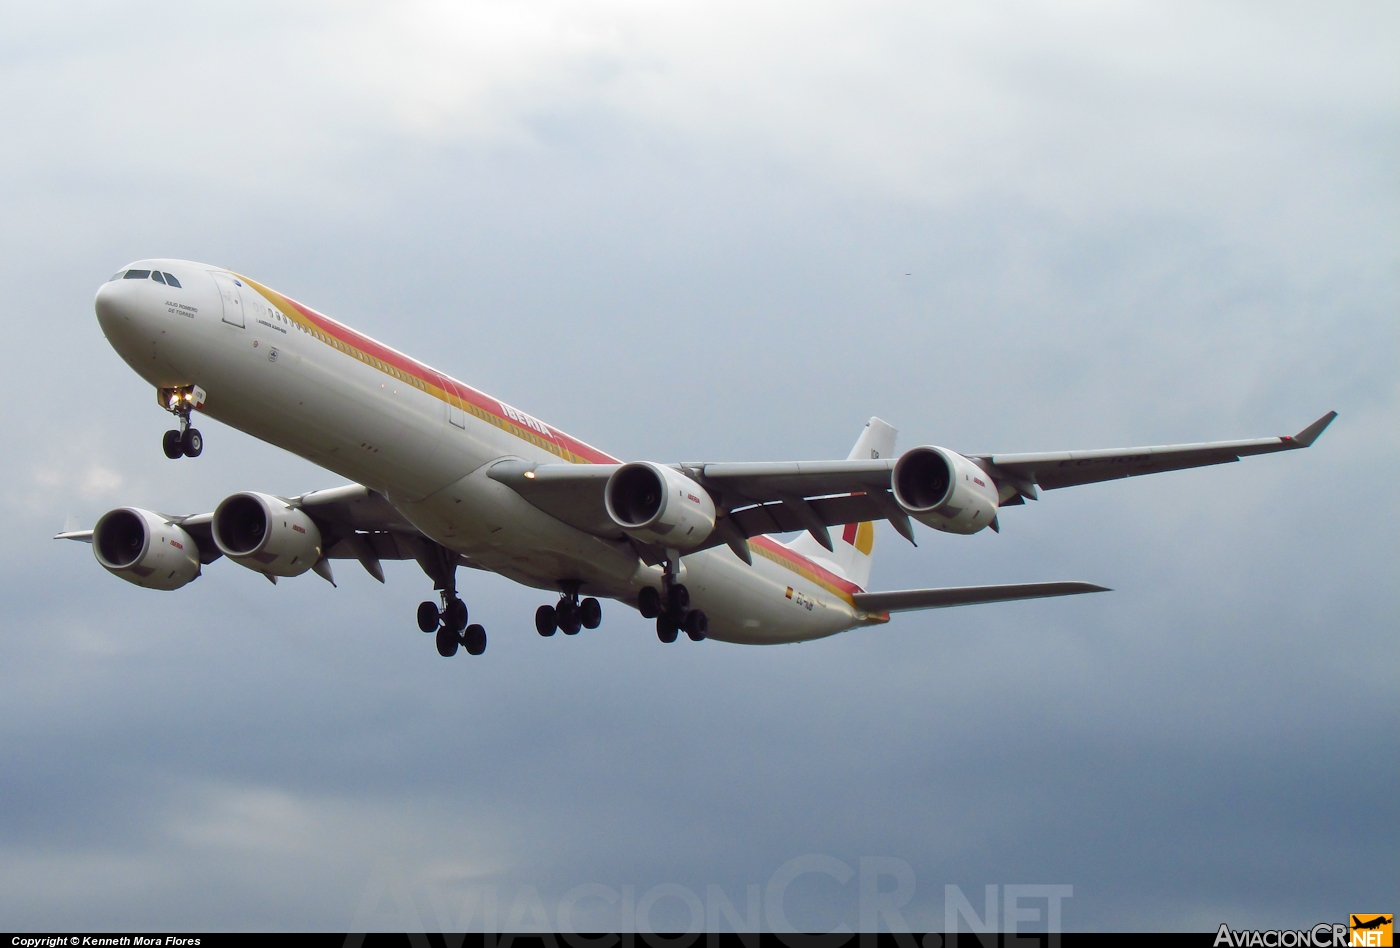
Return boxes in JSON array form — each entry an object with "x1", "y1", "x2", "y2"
[{"x1": 0, "y1": 0, "x2": 1395, "y2": 933}]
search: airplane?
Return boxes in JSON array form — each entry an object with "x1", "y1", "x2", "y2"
[
  {"x1": 56, "y1": 259, "x2": 1337, "y2": 658},
  {"x1": 1351, "y1": 916, "x2": 1393, "y2": 931}
]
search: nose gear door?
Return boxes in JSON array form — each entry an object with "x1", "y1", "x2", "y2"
[{"x1": 210, "y1": 272, "x2": 245, "y2": 327}]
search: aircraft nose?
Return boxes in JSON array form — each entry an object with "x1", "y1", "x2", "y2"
[
  {"x1": 94, "y1": 274, "x2": 162, "y2": 354},
  {"x1": 94, "y1": 278, "x2": 139, "y2": 329}
]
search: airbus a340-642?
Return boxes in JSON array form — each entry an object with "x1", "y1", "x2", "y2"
[{"x1": 59, "y1": 260, "x2": 1335, "y2": 657}]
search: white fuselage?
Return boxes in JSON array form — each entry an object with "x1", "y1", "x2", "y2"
[{"x1": 94, "y1": 260, "x2": 883, "y2": 644}]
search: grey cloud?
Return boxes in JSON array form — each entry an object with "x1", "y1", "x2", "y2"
[{"x1": 0, "y1": 0, "x2": 1395, "y2": 933}]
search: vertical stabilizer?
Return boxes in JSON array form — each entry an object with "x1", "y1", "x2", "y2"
[{"x1": 784, "y1": 417, "x2": 897, "y2": 591}]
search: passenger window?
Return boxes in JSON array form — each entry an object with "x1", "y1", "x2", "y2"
[
  {"x1": 123, "y1": 270, "x2": 151, "y2": 280},
  {"x1": 151, "y1": 271, "x2": 166, "y2": 284},
  {"x1": 163, "y1": 272, "x2": 181, "y2": 288}
]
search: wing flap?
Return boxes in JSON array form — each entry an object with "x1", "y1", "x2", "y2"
[
  {"x1": 696, "y1": 459, "x2": 894, "y2": 505},
  {"x1": 852, "y1": 581, "x2": 1109, "y2": 613},
  {"x1": 726, "y1": 493, "x2": 889, "y2": 538},
  {"x1": 323, "y1": 531, "x2": 424, "y2": 562}
]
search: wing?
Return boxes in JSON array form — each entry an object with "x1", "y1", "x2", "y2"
[
  {"x1": 487, "y1": 459, "x2": 622, "y2": 538},
  {"x1": 488, "y1": 456, "x2": 899, "y2": 553},
  {"x1": 293, "y1": 484, "x2": 439, "y2": 583},
  {"x1": 55, "y1": 484, "x2": 460, "y2": 585},
  {"x1": 853, "y1": 582, "x2": 1109, "y2": 615},
  {"x1": 979, "y1": 411, "x2": 1336, "y2": 493},
  {"x1": 490, "y1": 412, "x2": 1335, "y2": 552}
]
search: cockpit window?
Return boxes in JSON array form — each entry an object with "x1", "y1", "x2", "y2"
[
  {"x1": 163, "y1": 272, "x2": 181, "y2": 288},
  {"x1": 110, "y1": 271, "x2": 124, "y2": 282},
  {"x1": 123, "y1": 269, "x2": 151, "y2": 280},
  {"x1": 151, "y1": 270, "x2": 167, "y2": 284}
]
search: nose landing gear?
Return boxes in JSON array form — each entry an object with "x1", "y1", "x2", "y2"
[
  {"x1": 158, "y1": 385, "x2": 205, "y2": 458},
  {"x1": 162, "y1": 429, "x2": 184, "y2": 459}
]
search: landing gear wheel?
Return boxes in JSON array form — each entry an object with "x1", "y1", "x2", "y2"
[
  {"x1": 557, "y1": 602, "x2": 582, "y2": 635},
  {"x1": 656, "y1": 615, "x2": 679, "y2": 644},
  {"x1": 668, "y1": 583, "x2": 690, "y2": 615},
  {"x1": 535, "y1": 604, "x2": 557, "y2": 636},
  {"x1": 416, "y1": 601, "x2": 440, "y2": 633},
  {"x1": 579, "y1": 597, "x2": 602, "y2": 629},
  {"x1": 684, "y1": 609, "x2": 708, "y2": 641},
  {"x1": 181, "y1": 427, "x2": 203, "y2": 458},
  {"x1": 435, "y1": 625, "x2": 459, "y2": 657},
  {"x1": 462, "y1": 624, "x2": 487, "y2": 655},
  {"x1": 162, "y1": 430, "x2": 184, "y2": 459},
  {"x1": 637, "y1": 587, "x2": 662, "y2": 619},
  {"x1": 444, "y1": 598, "x2": 468, "y2": 632}
]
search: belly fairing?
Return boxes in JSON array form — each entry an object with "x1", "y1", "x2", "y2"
[
  {"x1": 680, "y1": 548, "x2": 861, "y2": 644},
  {"x1": 388, "y1": 462, "x2": 642, "y2": 595}
]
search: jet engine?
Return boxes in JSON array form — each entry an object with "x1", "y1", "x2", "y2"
[
  {"x1": 92, "y1": 507, "x2": 201, "y2": 590},
  {"x1": 604, "y1": 462, "x2": 716, "y2": 551},
  {"x1": 892, "y1": 446, "x2": 1000, "y2": 534},
  {"x1": 212, "y1": 491, "x2": 323, "y2": 577}
]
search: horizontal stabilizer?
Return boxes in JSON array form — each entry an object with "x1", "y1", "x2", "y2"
[
  {"x1": 54, "y1": 530, "x2": 93, "y2": 543},
  {"x1": 852, "y1": 581, "x2": 1109, "y2": 614}
]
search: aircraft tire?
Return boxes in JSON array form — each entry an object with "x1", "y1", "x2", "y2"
[
  {"x1": 535, "y1": 604, "x2": 557, "y2": 636},
  {"x1": 416, "y1": 601, "x2": 440, "y2": 633},
  {"x1": 656, "y1": 615, "x2": 679, "y2": 644},
  {"x1": 181, "y1": 428, "x2": 203, "y2": 457},
  {"x1": 162, "y1": 430, "x2": 184, "y2": 459},
  {"x1": 668, "y1": 584, "x2": 690, "y2": 615},
  {"x1": 637, "y1": 587, "x2": 661, "y2": 619},
  {"x1": 558, "y1": 603, "x2": 582, "y2": 635},
  {"x1": 435, "y1": 626, "x2": 459, "y2": 657},
  {"x1": 462, "y1": 624, "x2": 487, "y2": 655},
  {"x1": 444, "y1": 597, "x2": 468, "y2": 632},
  {"x1": 684, "y1": 609, "x2": 708, "y2": 641},
  {"x1": 579, "y1": 597, "x2": 602, "y2": 629}
]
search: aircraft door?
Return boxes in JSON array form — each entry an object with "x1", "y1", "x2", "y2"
[
  {"x1": 443, "y1": 378, "x2": 466, "y2": 428},
  {"x1": 210, "y1": 272, "x2": 245, "y2": 327}
]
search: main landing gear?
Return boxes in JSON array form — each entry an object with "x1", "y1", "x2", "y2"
[
  {"x1": 159, "y1": 386, "x2": 204, "y2": 459},
  {"x1": 419, "y1": 596, "x2": 487, "y2": 657},
  {"x1": 637, "y1": 571, "x2": 707, "y2": 644},
  {"x1": 414, "y1": 542, "x2": 486, "y2": 657},
  {"x1": 535, "y1": 582, "x2": 602, "y2": 638}
]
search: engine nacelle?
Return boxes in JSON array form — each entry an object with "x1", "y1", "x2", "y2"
[
  {"x1": 892, "y1": 445, "x2": 1000, "y2": 535},
  {"x1": 604, "y1": 462, "x2": 717, "y2": 551},
  {"x1": 212, "y1": 491, "x2": 323, "y2": 577},
  {"x1": 92, "y1": 507, "x2": 201, "y2": 590}
]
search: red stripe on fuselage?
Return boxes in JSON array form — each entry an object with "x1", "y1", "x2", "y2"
[
  {"x1": 238, "y1": 274, "x2": 617, "y2": 464},
  {"x1": 236, "y1": 274, "x2": 860, "y2": 596},
  {"x1": 750, "y1": 535, "x2": 863, "y2": 596}
]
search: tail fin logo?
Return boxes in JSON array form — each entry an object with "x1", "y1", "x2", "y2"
[{"x1": 840, "y1": 522, "x2": 875, "y2": 555}]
